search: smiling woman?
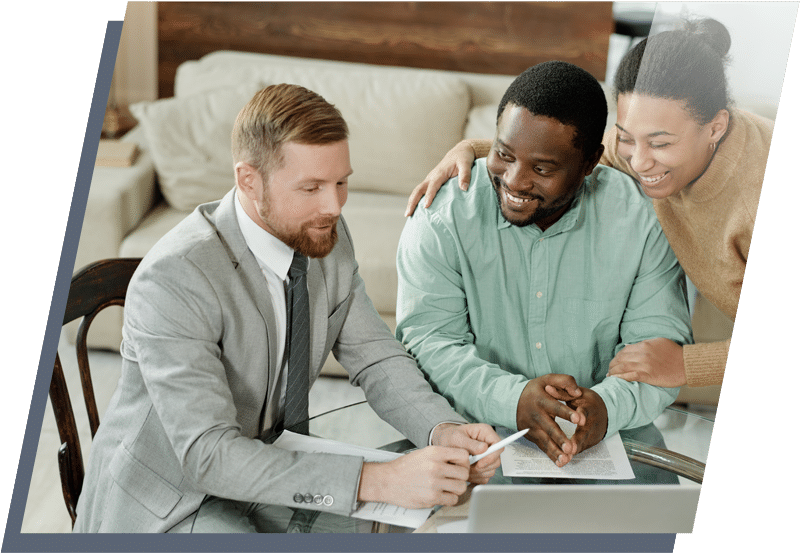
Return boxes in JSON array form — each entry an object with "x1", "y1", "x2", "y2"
[{"x1": 600, "y1": 19, "x2": 773, "y2": 389}]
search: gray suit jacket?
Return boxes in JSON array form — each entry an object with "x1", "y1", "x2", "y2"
[{"x1": 73, "y1": 189, "x2": 465, "y2": 532}]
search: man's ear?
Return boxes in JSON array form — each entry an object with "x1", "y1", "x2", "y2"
[
  {"x1": 235, "y1": 161, "x2": 262, "y2": 200},
  {"x1": 583, "y1": 144, "x2": 605, "y2": 176}
]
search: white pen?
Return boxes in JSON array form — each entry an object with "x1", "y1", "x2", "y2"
[{"x1": 469, "y1": 428, "x2": 530, "y2": 465}]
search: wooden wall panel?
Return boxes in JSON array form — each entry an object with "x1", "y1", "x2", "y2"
[{"x1": 157, "y1": 1, "x2": 613, "y2": 98}]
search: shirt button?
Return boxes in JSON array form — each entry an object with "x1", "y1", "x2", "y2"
[
  {"x1": 304, "y1": 493, "x2": 313, "y2": 503},
  {"x1": 314, "y1": 495, "x2": 323, "y2": 505},
  {"x1": 293, "y1": 493, "x2": 304, "y2": 503},
  {"x1": 536, "y1": 291, "x2": 543, "y2": 298},
  {"x1": 323, "y1": 495, "x2": 334, "y2": 506},
  {"x1": 536, "y1": 342, "x2": 542, "y2": 349}
]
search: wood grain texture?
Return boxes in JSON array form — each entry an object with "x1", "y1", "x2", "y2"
[
  {"x1": 49, "y1": 258, "x2": 142, "y2": 526},
  {"x1": 157, "y1": 1, "x2": 612, "y2": 98}
]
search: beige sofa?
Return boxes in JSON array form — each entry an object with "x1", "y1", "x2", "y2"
[{"x1": 76, "y1": 50, "x2": 733, "y2": 404}]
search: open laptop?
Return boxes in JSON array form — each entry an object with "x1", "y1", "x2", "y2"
[{"x1": 466, "y1": 484, "x2": 701, "y2": 533}]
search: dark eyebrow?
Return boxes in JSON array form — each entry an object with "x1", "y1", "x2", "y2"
[
  {"x1": 615, "y1": 123, "x2": 676, "y2": 138},
  {"x1": 495, "y1": 138, "x2": 513, "y2": 151},
  {"x1": 495, "y1": 138, "x2": 560, "y2": 166}
]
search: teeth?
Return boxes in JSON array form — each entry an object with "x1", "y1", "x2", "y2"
[
  {"x1": 504, "y1": 190, "x2": 534, "y2": 204},
  {"x1": 639, "y1": 173, "x2": 667, "y2": 184}
]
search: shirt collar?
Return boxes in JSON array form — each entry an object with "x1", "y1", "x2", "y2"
[{"x1": 235, "y1": 192, "x2": 294, "y2": 281}]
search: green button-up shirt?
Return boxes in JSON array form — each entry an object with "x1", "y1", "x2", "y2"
[{"x1": 396, "y1": 159, "x2": 692, "y2": 438}]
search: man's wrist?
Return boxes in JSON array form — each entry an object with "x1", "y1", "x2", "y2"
[
  {"x1": 357, "y1": 462, "x2": 386, "y2": 504},
  {"x1": 429, "y1": 421, "x2": 463, "y2": 446}
]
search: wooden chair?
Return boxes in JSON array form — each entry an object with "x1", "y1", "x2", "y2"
[{"x1": 49, "y1": 258, "x2": 141, "y2": 526}]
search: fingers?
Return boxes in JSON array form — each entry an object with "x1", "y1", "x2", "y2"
[
  {"x1": 524, "y1": 428, "x2": 575, "y2": 467},
  {"x1": 473, "y1": 460, "x2": 501, "y2": 482},
  {"x1": 435, "y1": 424, "x2": 503, "y2": 484},
  {"x1": 524, "y1": 407, "x2": 578, "y2": 459},
  {"x1": 447, "y1": 432, "x2": 488, "y2": 455},
  {"x1": 537, "y1": 392, "x2": 586, "y2": 426},
  {"x1": 424, "y1": 180, "x2": 446, "y2": 209},
  {"x1": 430, "y1": 448, "x2": 472, "y2": 504},
  {"x1": 456, "y1": 159, "x2": 473, "y2": 191},
  {"x1": 433, "y1": 423, "x2": 502, "y2": 457},
  {"x1": 469, "y1": 464, "x2": 499, "y2": 485},
  {"x1": 426, "y1": 444, "x2": 470, "y2": 464},
  {"x1": 567, "y1": 391, "x2": 608, "y2": 453},
  {"x1": 517, "y1": 379, "x2": 582, "y2": 463},
  {"x1": 461, "y1": 423, "x2": 502, "y2": 450},
  {"x1": 541, "y1": 374, "x2": 582, "y2": 397},
  {"x1": 405, "y1": 182, "x2": 429, "y2": 217},
  {"x1": 543, "y1": 384, "x2": 579, "y2": 402}
]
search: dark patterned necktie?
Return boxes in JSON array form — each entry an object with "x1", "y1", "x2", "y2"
[{"x1": 284, "y1": 251, "x2": 310, "y2": 435}]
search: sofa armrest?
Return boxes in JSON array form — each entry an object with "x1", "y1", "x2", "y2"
[{"x1": 74, "y1": 126, "x2": 157, "y2": 272}]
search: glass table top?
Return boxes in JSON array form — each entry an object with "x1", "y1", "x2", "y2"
[
  {"x1": 304, "y1": 401, "x2": 714, "y2": 486},
  {"x1": 194, "y1": 402, "x2": 713, "y2": 533}
]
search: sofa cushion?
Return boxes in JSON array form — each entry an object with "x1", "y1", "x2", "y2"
[
  {"x1": 464, "y1": 104, "x2": 498, "y2": 141},
  {"x1": 340, "y1": 191, "x2": 410, "y2": 314},
  {"x1": 131, "y1": 67, "x2": 470, "y2": 210},
  {"x1": 129, "y1": 85, "x2": 261, "y2": 211},
  {"x1": 119, "y1": 202, "x2": 194, "y2": 258}
]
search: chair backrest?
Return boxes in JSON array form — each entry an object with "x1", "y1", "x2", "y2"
[{"x1": 49, "y1": 258, "x2": 141, "y2": 526}]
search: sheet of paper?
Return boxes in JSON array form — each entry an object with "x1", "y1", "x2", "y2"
[
  {"x1": 272, "y1": 431, "x2": 432, "y2": 528},
  {"x1": 498, "y1": 422, "x2": 635, "y2": 480}
]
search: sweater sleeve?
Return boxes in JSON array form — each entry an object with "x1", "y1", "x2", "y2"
[
  {"x1": 466, "y1": 139, "x2": 492, "y2": 159},
  {"x1": 599, "y1": 128, "x2": 618, "y2": 168},
  {"x1": 683, "y1": 339, "x2": 729, "y2": 386}
]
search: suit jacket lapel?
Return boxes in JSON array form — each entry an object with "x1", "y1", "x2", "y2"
[{"x1": 207, "y1": 189, "x2": 279, "y2": 377}]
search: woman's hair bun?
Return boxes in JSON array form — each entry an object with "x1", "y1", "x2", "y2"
[{"x1": 686, "y1": 17, "x2": 731, "y2": 58}]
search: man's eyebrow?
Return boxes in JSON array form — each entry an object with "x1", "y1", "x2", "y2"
[
  {"x1": 496, "y1": 137, "x2": 560, "y2": 166},
  {"x1": 299, "y1": 169, "x2": 354, "y2": 185},
  {"x1": 615, "y1": 123, "x2": 676, "y2": 138},
  {"x1": 495, "y1": 138, "x2": 512, "y2": 151}
]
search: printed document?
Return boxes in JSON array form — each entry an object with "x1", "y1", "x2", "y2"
[
  {"x1": 498, "y1": 421, "x2": 635, "y2": 480},
  {"x1": 273, "y1": 431, "x2": 431, "y2": 528}
]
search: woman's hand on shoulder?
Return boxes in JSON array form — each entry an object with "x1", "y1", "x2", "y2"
[
  {"x1": 607, "y1": 338, "x2": 687, "y2": 388},
  {"x1": 405, "y1": 140, "x2": 477, "y2": 217}
]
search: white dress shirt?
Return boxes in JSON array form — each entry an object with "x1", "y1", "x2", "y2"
[{"x1": 234, "y1": 193, "x2": 295, "y2": 432}]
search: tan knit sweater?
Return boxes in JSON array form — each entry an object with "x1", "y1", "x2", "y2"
[{"x1": 469, "y1": 109, "x2": 773, "y2": 386}]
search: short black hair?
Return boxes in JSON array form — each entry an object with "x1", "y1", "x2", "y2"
[
  {"x1": 613, "y1": 18, "x2": 731, "y2": 125},
  {"x1": 498, "y1": 61, "x2": 607, "y2": 159}
]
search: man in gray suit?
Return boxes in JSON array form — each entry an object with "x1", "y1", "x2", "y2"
[{"x1": 73, "y1": 84, "x2": 503, "y2": 533}]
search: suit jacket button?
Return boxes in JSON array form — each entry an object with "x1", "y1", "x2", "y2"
[
  {"x1": 293, "y1": 493, "x2": 304, "y2": 503},
  {"x1": 313, "y1": 495, "x2": 323, "y2": 505},
  {"x1": 304, "y1": 493, "x2": 314, "y2": 503},
  {"x1": 323, "y1": 495, "x2": 334, "y2": 506}
]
